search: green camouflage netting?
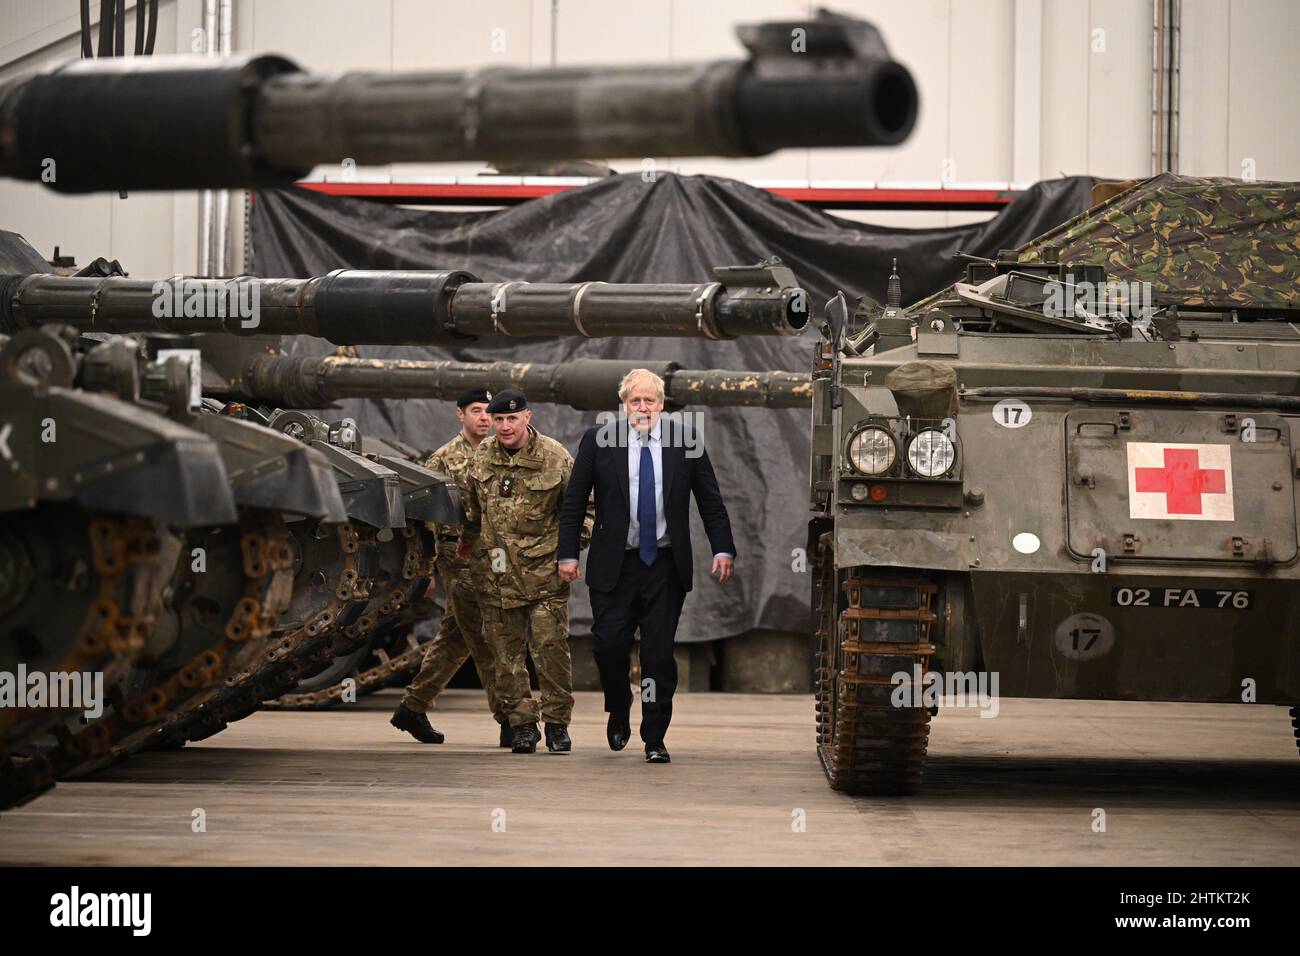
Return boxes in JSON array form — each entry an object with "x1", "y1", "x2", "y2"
[{"x1": 1015, "y1": 173, "x2": 1300, "y2": 311}]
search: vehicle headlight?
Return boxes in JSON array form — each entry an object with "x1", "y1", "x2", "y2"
[
  {"x1": 847, "y1": 426, "x2": 897, "y2": 476},
  {"x1": 906, "y1": 429, "x2": 956, "y2": 477}
]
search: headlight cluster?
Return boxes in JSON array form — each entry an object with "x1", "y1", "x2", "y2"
[
  {"x1": 845, "y1": 423, "x2": 957, "y2": 479},
  {"x1": 846, "y1": 426, "x2": 896, "y2": 476},
  {"x1": 906, "y1": 429, "x2": 956, "y2": 477}
]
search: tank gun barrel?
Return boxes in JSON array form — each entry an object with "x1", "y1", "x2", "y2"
[
  {"x1": 0, "y1": 12, "x2": 917, "y2": 193},
  {"x1": 0, "y1": 261, "x2": 809, "y2": 342},
  {"x1": 238, "y1": 355, "x2": 812, "y2": 409}
]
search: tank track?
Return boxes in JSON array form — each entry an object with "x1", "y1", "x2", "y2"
[
  {"x1": 260, "y1": 630, "x2": 431, "y2": 710},
  {"x1": 0, "y1": 512, "x2": 170, "y2": 808},
  {"x1": 54, "y1": 515, "x2": 293, "y2": 771},
  {"x1": 0, "y1": 513, "x2": 294, "y2": 809},
  {"x1": 1291, "y1": 706, "x2": 1300, "y2": 757},
  {"x1": 259, "y1": 641, "x2": 375, "y2": 708},
  {"x1": 151, "y1": 523, "x2": 433, "y2": 738},
  {"x1": 815, "y1": 535, "x2": 935, "y2": 795},
  {"x1": 261, "y1": 526, "x2": 435, "y2": 710},
  {"x1": 147, "y1": 522, "x2": 372, "y2": 748},
  {"x1": 0, "y1": 513, "x2": 164, "y2": 751},
  {"x1": 0, "y1": 509, "x2": 175, "y2": 806}
]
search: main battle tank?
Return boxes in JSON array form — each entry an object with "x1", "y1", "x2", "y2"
[
  {"x1": 0, "y1": 317, "x2": 362, "y2": 805},
  {"x1": 0, "y1": 314, "x2": 471, "y2": 805},
  {"x1": 146, "y1": 406, "x2": 454, "y2": 750},
  {"x1": 809, "y1": 174, "x2": 1300, "y2": 794}
]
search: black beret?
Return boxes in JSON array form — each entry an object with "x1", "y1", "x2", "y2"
[
  {"x1": 486, "y1": 388, "x2": 528, "y2": 414},
  {"x1": 456, "y1": 387, "x2": 492, "y2": 408}
]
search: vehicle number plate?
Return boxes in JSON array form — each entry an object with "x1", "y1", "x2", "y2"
[{"x1": 1110, "y1": 586, "x2": 1253, "y2": 610}]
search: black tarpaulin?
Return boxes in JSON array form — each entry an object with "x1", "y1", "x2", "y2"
[{"x1": 249, "y1": 173, "x2": 1094, "y2": 643}]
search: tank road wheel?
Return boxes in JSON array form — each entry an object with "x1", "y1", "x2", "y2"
[
  {"x1": 149, "y1": 521, "x2": 372, "y2": 749},
  {"x1": 815, "y1": 554, "x2": 936, "y2": 796},
  {"x1": 263, "y1": 523, "x2": 432, "y2": 710}
]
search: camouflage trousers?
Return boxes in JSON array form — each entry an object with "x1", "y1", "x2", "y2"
[
  {"x1": 400, "y1": 572, "x2": 506, "y2": 723},
  {"x1": 481, "y1": 595, "x2": 574, "y2": 727}
]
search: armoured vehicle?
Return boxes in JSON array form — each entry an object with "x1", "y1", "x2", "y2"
[
  {"x1": 145, "y1": 406, "x2": 450, "y2": 751},
  {"x1": 0, "y1": 317, "x2": 352, "y2": 805},
  {"x1": 810, "y1": 174, "x2": 1300, "y2": 794},
  {"x1": 0, "y1": 325, "x2": 235, "y2": 770},
  {"x1": 0, "y1": 303, "x2": 464, "y2": 805}
]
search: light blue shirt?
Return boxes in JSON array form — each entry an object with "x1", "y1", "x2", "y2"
[{"x1": 627, "y1": 421, "x2": 669, "y2": 549}]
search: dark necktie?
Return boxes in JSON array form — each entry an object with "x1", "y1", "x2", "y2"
[{"x1": 638, "y1": 437, "x2": 657, "y2": 566}]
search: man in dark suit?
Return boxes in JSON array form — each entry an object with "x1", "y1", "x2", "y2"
[{"x1": 558, "y1": 368, "x2": 734, "y2": 763}]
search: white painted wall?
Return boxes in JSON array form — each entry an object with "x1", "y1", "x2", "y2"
[{"x1": 1, "y1": 0, "x2": 1296, "y2": 275}]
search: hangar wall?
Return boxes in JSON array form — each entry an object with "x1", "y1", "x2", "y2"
[{"x1": 1, "y1": 0, "x2": 1298, "y2": 276}]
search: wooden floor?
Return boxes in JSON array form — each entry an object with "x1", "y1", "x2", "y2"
[{"x1": 2, "y1": 690, "x2": 1298, "y2": 866}]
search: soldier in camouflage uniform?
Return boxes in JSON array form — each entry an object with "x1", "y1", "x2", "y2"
[
  {"x1": 391, "y1": 388, "x2": 513, "y2": 747},
  {"x1": 460, "y1": 389, "x2": 592, "y2": 754}
]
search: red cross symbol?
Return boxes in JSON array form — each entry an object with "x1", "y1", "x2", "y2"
[{"x1": 1134, "y1": 447, "x2": 1227, "y2": 515}]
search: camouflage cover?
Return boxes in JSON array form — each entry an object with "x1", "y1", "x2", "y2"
[{"x1": 1014, "y1": 173, "x2": 1300, "y2": 311}]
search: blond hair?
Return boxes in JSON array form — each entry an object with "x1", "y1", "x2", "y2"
[{"x1": 617, "y1": 368, "x2": 665, "y2": 402}]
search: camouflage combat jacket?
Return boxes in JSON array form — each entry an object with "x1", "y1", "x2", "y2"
[
  {"x1": 462, "y1": 426, "x2": 591, "y2": 609},
  {"x1": 422, "y1": 432, "x2": 478, "y2": 578}
]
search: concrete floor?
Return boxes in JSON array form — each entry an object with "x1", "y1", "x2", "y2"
[{"x1": 2, "y1": 690, "x2": 1297, "y2": 866}]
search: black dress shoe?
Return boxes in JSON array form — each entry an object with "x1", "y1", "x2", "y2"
[
  {"x1": 390, "y1": 704, "x2": 445, "y2": 744},
  {"x1": 606, "y1": 712, "x2": 631, "y2": 752},
  {"x1": 511, "y1": 723, "x2": 541, "y2": 754},
  {"x1": 644, "y1": 744, "x2": 671, "y2": 763},
  {"x1": 498, "y1": 721, "x2": 513, "y2": 748},
  {"x1": 544, "y1": 723, "x2": 572, "y2": 753}
]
